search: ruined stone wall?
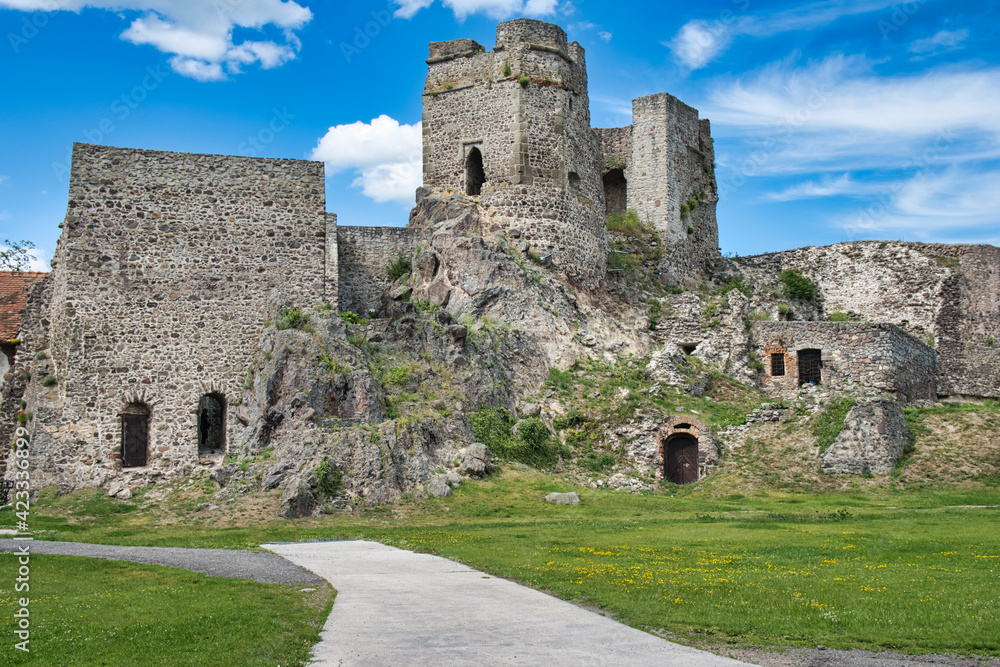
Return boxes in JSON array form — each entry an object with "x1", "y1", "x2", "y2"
[
  {"x1": 740, "y1": 241, "x2": 1000, "y2": 398},
  {"x1": 421, "y1": 19, "x2": 607, "y2": 286},
  {"x1": 9, "y1": 143, "x2": 328, "y2": 491},
  {"x1": 751, "y1": 321, "x2": 937, "y2": 402},
  {"x1": 336, "y1": 226, "x2": 421, "y2": 316},
  {"x1": 629, "y1": 94, "x2": 718, "y2": 278},
  {"x1": 594, "y1": 126, "x2": 632, "y2": 169}
]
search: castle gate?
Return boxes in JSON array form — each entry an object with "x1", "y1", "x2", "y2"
[{"x1": 664, "y1": 433, "x2": 698, "y2": 484}]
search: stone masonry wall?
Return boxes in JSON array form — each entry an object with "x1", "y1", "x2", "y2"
[
  {"x1": 740, "y1": 241, "x2": 1000, "y2": 398},
  {"x1": 752, "y1": 321, "x2": 937, "y2": 402},
  {"x1": 8, "y1": 143, "x2": 328, "y2": 492},
  {"x1": 336, "y1": 226, "x2": 421, "y2": 316}
]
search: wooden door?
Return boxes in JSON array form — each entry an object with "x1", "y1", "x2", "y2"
[
  {"x1": 122, "y1": 414, "x2": 148, "y2": 467},
  {"x1": 665, "y1": 436, "x2": 698, "y2": 484}
]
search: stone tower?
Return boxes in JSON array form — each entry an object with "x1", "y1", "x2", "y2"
[{"x1": 421, "y1": 19, "x2": 608, "y2": 286}]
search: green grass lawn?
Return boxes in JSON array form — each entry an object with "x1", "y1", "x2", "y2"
[
  {"x1": 9, "y1": 471, "x2": 1000, "y2": 658},
  {"x1": 0, "y1": 554, "x2": 332, "y2": 666}
]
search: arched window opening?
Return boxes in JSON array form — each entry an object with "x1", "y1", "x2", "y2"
[
  {"x1": 121, "y1": 403, "x2": 150, "y2": 468},
  {"x1": 603, "y1": 168, "x2": 627, "y2": 216},
  {"x1": 466, "y1": 147, "x2": 486, "y2": 196},
  {"x1": 567, "y1": 171, "x2": 581, "y2": 190},
  {"x1": 798, "y1": 349, "x2": 822, "y2": 386},
  {"x1": 198, "y1": 393, "x2": 226, "y2": 454},
  {"x1": 664, "y1": 433, "x2": 698, "y2": 484}
]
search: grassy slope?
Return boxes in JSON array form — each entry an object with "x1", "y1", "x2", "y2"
[
  {"x1": 0, "y1": 554, "x2": 333, "y2": 666},
  {"x1": 6, "y1": 395, "x2": 1000, "y2": 659}
]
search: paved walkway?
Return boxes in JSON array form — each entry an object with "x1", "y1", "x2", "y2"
[
  {"x1": 264, "y1": 539, "x2": 754, "y2": 667},
  {"x1": 0, "y1": 539, "x2": 321, "y2": 585}
]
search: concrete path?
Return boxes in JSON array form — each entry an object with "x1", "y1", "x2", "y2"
[
  {"x1": 0, "y1": 539, "x2": 321, "y2": 585},
  {"x1": 264, "y1": 539, "x2": 754, "y2": 667}
]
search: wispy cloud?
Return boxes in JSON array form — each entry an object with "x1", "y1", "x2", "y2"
[
  {"x1": 764, "y1": 174, "x2": 881, "y2": 201},
  {"x1": 0, "y1": 0, "x2": 312, "y2": 81},
  {"x1": 311, "y1": 115, "x2": 422, "y2": 205},
  {"x1": 598, "y1": 31, "x2": 612, "y2": 42},
  {"x1": 667, "y1": 0, "x2": 900, "y2": 70},
  {"x1": 394, "y1": 0, "x2": 560, "y2": 20},
  {"x1": 909, "y1": 29, "x2": 969, "y2": 55}
]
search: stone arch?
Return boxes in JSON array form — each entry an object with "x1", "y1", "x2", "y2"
[
  {"x1": 657, "y1": 416, "x2": 717, "y2": 483},
  {"x1": 198, "y1": 393, "x2": 226, "y2": 454},
  {"x1": 603, "y1": 168, "x2": 627, "y2": 216},
  {"x1": 120, "y1": 402, "x2": 150, "y2": 468},
  {"x1": 466, "y1": 147, "x2": 486, "y2": 196}
]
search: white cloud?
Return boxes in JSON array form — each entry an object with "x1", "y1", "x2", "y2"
[
  {"x1": 27, "y1": 247, "x2": 50, "y2": 272},
  {"x1": 909, "y1": 29, "x2": 969, "y2": 55},
  {"x1": 393, "y1": 0, "x2": 559, "y2": 20},
  {"x1": 0, "y1": 0, "x2": 312, "y2": 80},
  {"x1": 667, "y1": 0, "x2": 900, "y2": 71},
  {"x1": 764, "y1": 174, "x2": 881, "y2": 202},
  {"x1": 311, "y1": 115, "x2": 422, "y2": 206},
  {"x1": 598, "y1": 31, "x2": 612, "y2": 43}
]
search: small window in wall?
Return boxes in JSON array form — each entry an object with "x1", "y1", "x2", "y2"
[
  {"x1": 771, "y1": 353, "x2": 785, "y2": 377},
  {"x1": 798, "y1": 349, "x2": 822, "y2": 386},
  {"x1": 121, "y1": 404, "x2": 150, "y2": 468},
  {"x1": 681, "y1": 344, "x2": 698, "y2": 356},
  {"x1": 466, "y1": 147, "x2": 486, "y2": 196},
  {"x1": 198, "y1": 393, "x2": 226, "y2": 454},
  {"x1": 603, "y1": 168, "x2": 627, "y2": 216},
  {"x1": 568, "y1": 171, "x2": 581, "y2": 189}
]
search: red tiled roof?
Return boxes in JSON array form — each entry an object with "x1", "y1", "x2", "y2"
[{"x1": 0, "y1": 271, "x2": 46, "y2": 341}]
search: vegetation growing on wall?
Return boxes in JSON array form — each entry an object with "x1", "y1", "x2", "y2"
[{"x1": 779, "y1": 268, "x2": 817, "y2": 300}]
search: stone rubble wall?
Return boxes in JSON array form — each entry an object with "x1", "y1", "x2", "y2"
[
  {"x1": 821, "y1": 399, "x2": 908, "y2": 475},
  {"x1": 8, "y1": 143, "x2": 328, "y2": 491},
  {"x1": 740, "y1": 241, "x2": 1000, "y2": 398},
  {"x1": 336, "y1": 226, "x2": 421, "y2": 316},
  {"x1": 751, "y1": 321, "x2": 937, "y2": 402}
]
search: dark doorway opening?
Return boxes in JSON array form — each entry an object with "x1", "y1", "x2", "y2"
[
  {"x1": 798, "y1": 349, "x2": 822, "y2": 386},
  {"x1": 198, "y1": 394, "x2": 226, "y2": 454},
  {"x1": 466, "y1": 147, "x2": 485, "y2": 196},
  {"x1": 603, "y1": 168, "x2": 627, "y2": 216},
  {"x1": 664, "y1": 434, "x2": 698, "y2": 484},
  {"x1": 121, "y1": 404, "x2": 149, "y2": 468}
]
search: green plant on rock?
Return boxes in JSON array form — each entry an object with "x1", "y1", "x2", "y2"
[
  {"x1": 315, "y1": 455, "x2": 343, "y2": 498},
  {"x1": 518, "y1": 74, "x2": 530, "y2": 88},
  {"x1": 502, "y1": 58, "x2": 511, "y2": 77},
  {"x1": 387, "y1": 252, "x2": 412, "y2": 281},
  {"x1": 828, "y1": 312, "x2": 849, "y2": 322},
  {"x1": 275, "y1": 307, "x2": 312, "y2": 331},
  {"x1": 41, "y1": 375, "x2": 57, "y2": 387},
  {"x1": 606, "y1": 210, "x2": 643, "y2": 236},
  {"x1": 778, "y1": 268, "x2": 816, "y2": 300},
  {"x1": 338, "y1": 311, "x2": 368, "y2": 326},
  {"x1": 34, "y1": 350, "x2": 47, "y2": 360},
  {"x1": 778, "y1": 304, "x2": 790, "y2": 315},
  {"x1": 680, "y1": 203, "x2": 690, "y2": 220},
  {"x1": 812, "y1": 397, "x2": 855, "y2": 454},
  {"x1": 469, "y1": 407, "x2": 564, "y2": 468},
  {"x1": 647, "y1": 299, "x2": 662, "y2": 330}
]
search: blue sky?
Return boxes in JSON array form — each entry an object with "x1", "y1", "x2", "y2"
[{"x1": 1, "y1": 0, "x2": 998, "y2": 270}]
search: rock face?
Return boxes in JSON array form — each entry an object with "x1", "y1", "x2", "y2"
[
  {"x1": 279, "y1": 477, "x2": 317, "y2": 519},
  {"x1": 461, "y1": 444, "x2": 493, "y2": 478},
  {"x1": 821, "y1": 400, "x2": 909, "y2": 475},
  {"x1": 545, "y1": 492, "x2": 580, "y2": 505}
]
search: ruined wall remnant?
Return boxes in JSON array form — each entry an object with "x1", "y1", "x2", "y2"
[
  {"x1": 8, "y1": 143, "x2": 328, "y2": 491},
  {"x1": 336, "y1": 226, "x2": 421, "y2": 316},
  {"x1": 752, "y1": 321, "x2": 937, "y2": 403},
  {"x1": 821, "y1": 399, "x2": 908, "y2": 475},
  {"x1": 741, "y1": 241, "x2": 1000, "y2": 399}
]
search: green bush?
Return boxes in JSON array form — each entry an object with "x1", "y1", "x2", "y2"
[
  {"x1": 34, "y1": 350, "x2": 47, "y2": 360},
  {"x1": 338, "y1": 311, "x2": 368, "y2": 326},
  {"x1": 41, "y1": 375, "x2": 58, "y2": 387},
  {"x1": 606, "y1": 210, "x2": 644, "y2": 235},
  {"x1": 315, "y1": 455, "x2": 343, "y2": 498},
  {"x1": 469, "y1": 408, "x2": 564, "y2": 468},
  {"x1": 680, "y1": 203, "x2": 690, "y2": 219},
  {"x1": 275, "y1": 307, "x2": 311, "y2": 330},
  {"x1": 687, "y1": 225, "x2": 695, "y2": 235},
  {"x1": 518, "y1": 74, "x2": 530, "y2": 88},
  {"x1": 778, "y1": 304, "x2": 790, "y2": 315},
  {"x1": 502, "y1": 58, "x2": 511, "y2": 77},
  {"x1": 779, "y1": 268, "x2": 816, "y2": 300},
  {"x1": 382, "y1": 366, "x2": 410, "y2": 386},
  {"x1": 387, "y1": 253, "x2": 412, "y2": 281},
  {"x1": 828, "y1": 312, "x2": 849, "y2": 322}
]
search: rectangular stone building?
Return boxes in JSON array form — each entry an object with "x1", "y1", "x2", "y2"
[{"x1": 751, "y1": 321, "x2": 938, "y2": 402}]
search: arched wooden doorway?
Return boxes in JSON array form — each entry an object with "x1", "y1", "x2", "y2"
[
  {"x1": 466, "y1": 147, "x2": 485, "y2": 196},
  {"x1": 664, "y1": 433, "x2": 699, "y2": 484}
]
